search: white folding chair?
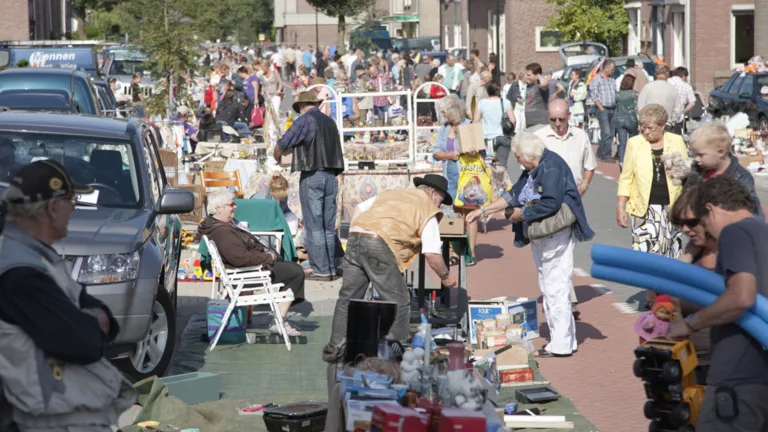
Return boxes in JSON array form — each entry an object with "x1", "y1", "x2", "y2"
[{"x1": 204, "y1": 236, "x2": 295, "y2": 352}]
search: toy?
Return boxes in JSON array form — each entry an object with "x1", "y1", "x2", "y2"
[
  {"x1": 635, "y1": 294, "x2": 675, "y2": 344},
  {"x1": 193, "y1": 259, "x2": 203, "y2": 280},
  {"x1": 634, "y1": 339, "x2": 704, "y2": 431}
]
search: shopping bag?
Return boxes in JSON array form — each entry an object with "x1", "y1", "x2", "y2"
[
  {"x1": 455, "y1": 153, "x2": 492, "y2": 209},
  {"x1": 206, "y1": 299, "x2": 247, "y2": 344},
  {"x1": 250, "y1": 105, "x2": 265, "y2": 128}
]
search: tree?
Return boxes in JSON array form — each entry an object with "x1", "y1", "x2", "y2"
[
  {"x1": 545, "y1": 0, "x2": 629, "y2": 55},
  {"x1": 118, "y1": 0, "x2": 197, "y2": 117},
  {"x1": 304, "y1": 0, "x2": 376, "y2": 54}
]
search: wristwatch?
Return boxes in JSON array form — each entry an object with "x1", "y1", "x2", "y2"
[{"x1": 439, "y1": 270, "x2": 450, "y2": 281}]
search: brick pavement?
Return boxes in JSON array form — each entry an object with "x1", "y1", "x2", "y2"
[{"x1": 467, "y1": 217, "x2": 648, "y2": 432}]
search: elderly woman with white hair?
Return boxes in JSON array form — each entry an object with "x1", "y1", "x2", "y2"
[
  {"x1": 432, "y1": 95, "x2": 482, "y2": 263},
  {"x1": 198, "y1": 189, "x2": 305, "y2": 336},
  {"x1": 468, "y1": 132, "x2": 594, "y2": 357}
]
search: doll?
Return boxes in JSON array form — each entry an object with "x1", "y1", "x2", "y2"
[{"x1": 634, "y1": 294, "x2": 676, "y2": 344}]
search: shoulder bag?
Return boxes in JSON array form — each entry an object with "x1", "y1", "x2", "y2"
[
  {"x1": 500, "y1": 98, "x2": 515, "y2": 136},
  {"x1": 527, "y1": 203, "x2": 576, "y2": 240}
]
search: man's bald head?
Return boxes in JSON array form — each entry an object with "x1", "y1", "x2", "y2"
[{"x1": 548, "y1": 99, "x2": 569, "y2": 117}]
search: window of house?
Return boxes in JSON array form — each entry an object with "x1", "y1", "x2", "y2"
[
  {"x1": 535, "y1": 27, "x2": 563, "y2": 52},
  {"x1": 394, "y1": 0, "x2": 404, "y2": 14}
]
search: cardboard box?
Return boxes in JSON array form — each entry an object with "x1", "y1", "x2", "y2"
[
  {"x1": 455, "y1": 123, "x2": 485, "y2": 153},
  {"x1": 469, "y1": 297, "x2": 539, "y2": 344},
  {"x1": 346, "y1": 399, "x2": 400, "y2": 432},
  {"x1": 473, "y1": 345, "x2": 530, "y2": 368},
  {"x1": 370, "y1": 404, "x2": 428, "y2": 432},
  {"x1": 499, "y1": 367, "x2": 534, "y2": 385},
  {"x1": 738, "y1": 153, "x2": 764, "y2": 168},
  {"x1": 439, "y1": 217, "x2": 464, "y2": 236},
  {"x1": 734, "y1": 128, "x2": 754, "y2": 138},
  {"x1": 437, "y1": 408, "x2": 486, "y2": 432}
]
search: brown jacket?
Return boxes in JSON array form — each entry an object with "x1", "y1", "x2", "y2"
[{"x1": 198, "y1": 216, "x2": 275, "y2": 269}]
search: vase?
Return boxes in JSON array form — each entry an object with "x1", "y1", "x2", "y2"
[{"x1": 446, "y1": 342, "x2": 466, "y2": 371}]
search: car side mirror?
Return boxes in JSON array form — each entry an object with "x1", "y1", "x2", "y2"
[{"x1": 157, "y1": 189, "x2": 195, "y2": 214}]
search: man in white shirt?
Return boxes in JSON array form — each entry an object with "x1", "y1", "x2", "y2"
[
  {"x1": 438, "y1": 55, "x2": 465, "y2": 94},
  {"x1": 325, "y1": 175, "x2": 458, "y2": 360},
  {"x1": 638, "y1": 66, "x2": 683, "y2": 133},
  {"x1": 534, "y1": 99, "x2": 597, "y2": 320},
  {"x1": 667, "y1": 67, "x2": 697, "y2": 134}
]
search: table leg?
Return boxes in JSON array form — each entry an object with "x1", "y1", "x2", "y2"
[
  {"x1": 418, "y1": 253, "x2": 426, "y2": 311},
  {"x1": 441, "y1": 239, "x2": 451, "y2": 307}
]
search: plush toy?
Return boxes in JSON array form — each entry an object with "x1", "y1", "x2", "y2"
[
  {"x1": 400, "y1": 347, "x2": 425, "y2": 387},
  {"x1": 634, "y1": 294, "x2": 676, "y2": 344},
  {"x1": 445, "y1": 368, "x2": 485, "y2": 410},
  {"x1": 661, "y1": 152, "x2": 691, "y2": 186}
]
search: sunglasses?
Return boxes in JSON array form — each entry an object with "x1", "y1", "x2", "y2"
[
  {"x1": 678, "y1": 217, "x2": 699, "y2": 228},
  {"x1": 549, "y1": 117, "x2": 567, "y2": 123}
]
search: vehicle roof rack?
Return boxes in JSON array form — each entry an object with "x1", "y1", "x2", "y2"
[{"x1": 0, "y1": 40, "x2": 105, "y2": 47}]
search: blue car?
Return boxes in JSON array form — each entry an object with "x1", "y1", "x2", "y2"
[
  {"x1": 709, "y1": 72, "x2": 768, "y2": 130},
  {"x1": 0, "y1": 68, "x2": 102, "y2": 115}
]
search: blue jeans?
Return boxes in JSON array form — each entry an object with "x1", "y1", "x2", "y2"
[
  {"x1": 299, "y1": 170, "x2": 338, "y2": 276},
  {"x1": 596, "y1": 107, "x2": 616, "y2": 159},
  {"x1": 616, "y1": 118, "x2": 638, "y2": 168},
  {"x1": 373, "y1": 105, "x2": 389, "y2": 120}
]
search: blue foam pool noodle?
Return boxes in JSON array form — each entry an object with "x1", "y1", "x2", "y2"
[
  {"x1": 590, "y1": 263, "x2": 768, "y2": 348},
  {"x1": 591, "y1": 244, "x2": 768, "y2": 324}
]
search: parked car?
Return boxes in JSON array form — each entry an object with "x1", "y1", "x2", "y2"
[
  {"x1": 708, "y1": 72, "x2": 768, "y2": 130},
  {"x1": 0, "y1": 68, "x2": 102, "y2": 116},
  {"x1": 103, "y1": 50, "x2": 156, "y2": 100},
  {"x1": 587, "y1": 55, "x2": 657, "y2": 88},
  {"x1": 393, "y1": 37, "x2": 440, "y2": 53},
  {"x1": 93, "y1": 80, "x2": 119, "y2": 117},
  {"x1": 0, "y1": 89, "x2": 77, "y2": 112},
  {"x1": 0, "y1": 112, "x2": 195, "y2": 381}
]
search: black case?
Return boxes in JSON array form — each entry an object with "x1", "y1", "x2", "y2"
[{"x1": 262, "y1": 401, "x2": 328, "y2": 432}]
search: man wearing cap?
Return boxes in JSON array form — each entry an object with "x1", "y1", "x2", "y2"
[
  {"x1": 324, "y1": 174, "x2": 458, "y2": 362},
  {"x1": 274, "y1": 91, "x2": 345, "y2": 281},
  {"x1": 0, "y1": 160, "x2": 135, "y2": 431}
]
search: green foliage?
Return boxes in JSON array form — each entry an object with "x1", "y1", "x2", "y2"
[
  {"x1": 545, "y1": 0, "x2": 629, "y2": 55},
  {"x1": 83, "y1": 9, "x2": 123, "y2": 41},
  {"x1": 183, "y1": 0, "x2": 273, "y2": 45},
  {"x1": 16, "y1": 59, "x2": 29, "y2": 68},
  {"x1": 305, "y1": 0, "x2": 376, "y2": 54},
  {"x1": 118, "y1": 0, "x2": 197, "y2": 117}
]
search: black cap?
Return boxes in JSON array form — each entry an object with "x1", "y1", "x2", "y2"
[
  {"x1": 413, "y1": 174, "x2": 453, "y2": 206},
  {"x1": 8, "y1": 160, "x2": 92, "y2": 203}
]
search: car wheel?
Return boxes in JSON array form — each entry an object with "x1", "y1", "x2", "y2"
[{"x1": 116, "y1": 286, "x2": 176, "y2": 382}]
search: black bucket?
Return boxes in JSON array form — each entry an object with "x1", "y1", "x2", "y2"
[
  {"x1": 344, "y1": 299, "x2": 398, "y2": 365},
  {"x1": 262, "y1": 401, "x2": 327, "y2": 432}
]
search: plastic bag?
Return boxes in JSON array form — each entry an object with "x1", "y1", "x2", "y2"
[{"x1": 455, "y1": 153, "x2": 492, "y2": 208}]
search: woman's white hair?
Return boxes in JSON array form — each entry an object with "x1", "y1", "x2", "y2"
[
  {"x1": 513, "y1": 132, "x2": 546, "y2": 161},
  {"x1": 438, "y1": 95, "x2": 465, "y2": 124},
  {"x1": 206, "y1": 189, "x2": 235, "y2": 215},
  {"x1": 3, "y1": 186, "x2": 47, "y2": 221}
]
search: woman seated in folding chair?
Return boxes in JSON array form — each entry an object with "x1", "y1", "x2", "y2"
[{"x1": 199, "y1": 189, "x2": 305, "y2": 336}]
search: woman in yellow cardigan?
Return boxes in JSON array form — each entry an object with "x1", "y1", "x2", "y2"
[{"x1": 617, "y1": 104, "x2": 688, "y2": 304}]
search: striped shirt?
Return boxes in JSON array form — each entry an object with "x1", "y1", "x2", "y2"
[{"x1": 589, "y1": 74, "x2": 617, "y2": 108}]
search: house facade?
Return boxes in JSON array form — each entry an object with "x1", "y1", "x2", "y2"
[
  {"x1": 0, "y1": 0, "x2": 74, "y2": 41},
  {"x1": 274, "y1": 0, "x2": 440, "y2": 48},
  {"x1": 624, "y1": 0, "x2": 755, "y2": 102}
]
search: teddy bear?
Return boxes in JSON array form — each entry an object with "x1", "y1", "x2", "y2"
[{"x1": 634, "y1": 294, "x2": 676, "y2": 344}]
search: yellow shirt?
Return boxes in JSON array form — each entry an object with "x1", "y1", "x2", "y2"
[{"x1": 617, "y1": 132, "x2": 688, "y2": 217}]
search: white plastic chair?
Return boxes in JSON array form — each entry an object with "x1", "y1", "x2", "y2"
[{"x1": 203, "y1": 236, "x2": 295, "y2": 352}]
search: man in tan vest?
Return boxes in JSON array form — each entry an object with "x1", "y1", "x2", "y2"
[{"x1": 324, "y1": 175, "x2": 458, "y2": 360}]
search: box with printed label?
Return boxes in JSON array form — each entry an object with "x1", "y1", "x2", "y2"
[
  {"x1": 468, "y1": 302, "x2": 506, "y2": 345},
  {"x1": 499, "y1": 367, "x2": 534, "y2": 385},
  {"x1": 505, "y1": 297, "x2": 539, "y2": 341},
  {"x1": 346, "y1": 399, "x2": 400, "y2": 432}
]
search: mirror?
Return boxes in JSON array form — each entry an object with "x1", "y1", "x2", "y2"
[{"x1": 157, "y1": 189, "x2": 195, "y2": 214}]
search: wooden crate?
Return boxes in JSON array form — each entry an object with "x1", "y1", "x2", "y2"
[
  {"x1": 158, "y1": 148, "x2": 180, "y2": 187},
  {"x1": 176, "y1": 184, "x2": 206, "y2": 223}
]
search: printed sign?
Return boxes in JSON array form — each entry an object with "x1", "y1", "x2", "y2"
[{"x1": 29, "y1": 51, "x2": 78, "y2": 69}]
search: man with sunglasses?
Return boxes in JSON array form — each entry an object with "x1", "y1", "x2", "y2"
[
  {"x1": 668, "y1": 177, "x2": 768, "y2": 431},
  {"x1": 534, "y1": 99, "x2": 597, "y2": 320},
  {"x1": 0, "y1": 160, "x2": 135, "y2": 431}
]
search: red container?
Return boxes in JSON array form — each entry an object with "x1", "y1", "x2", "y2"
[
  {"x1": 370, "y1": 404, "x2": 428, "y2": 432},
  {"x1": 437, "y1": 408, "x2": 486, "y2": 432}
]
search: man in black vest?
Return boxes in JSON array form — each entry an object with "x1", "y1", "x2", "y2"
[{"x1": 274, "y1": 91, "x2": 345, "y2": 281}]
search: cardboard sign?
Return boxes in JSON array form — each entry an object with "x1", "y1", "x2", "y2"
[{"x1": 455, "y1": 122, "x2": 485, "y2": 154}]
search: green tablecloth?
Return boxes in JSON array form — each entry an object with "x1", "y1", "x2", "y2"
[{"x1": 198, "y1": 199, "x2": 298, "y2": 269}]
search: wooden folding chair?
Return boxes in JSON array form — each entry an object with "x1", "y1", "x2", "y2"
[
  {"x1": 202, "y1": 170, "x2": 244, "y2": 198},
  {"x1": 204, "y1": 236, "x2": 294, "y2": 352}
]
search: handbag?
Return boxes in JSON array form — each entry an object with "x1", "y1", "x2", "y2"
[
  {"x1": 527, "y1": 203, "x2": 576, "y2": 240},
  {"x1": 249, "y1": 105, "x2": 265, "y2": 128},
  {"x1": 500, "y1": 98, "x2": 515, "y2": 136}
]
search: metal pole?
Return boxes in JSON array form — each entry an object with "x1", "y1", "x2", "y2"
[{"x1": 61, "y1": 0, "x2": 67, "y2": 39}]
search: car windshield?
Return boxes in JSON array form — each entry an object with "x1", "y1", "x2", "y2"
[
  {"x1": 109, "y1": 59, "x2": 151, "y2": 76},
  {"x1": 612, "y1": 61, "x2": 656, "y2": 80},
  {"x1": 757, "y1": 76, "x2": 768, "y2": 100},
  {"x1": 0, "y1": 132, "x2": 141, "y2": 208}
]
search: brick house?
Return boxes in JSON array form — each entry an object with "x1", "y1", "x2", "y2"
[
  {"x1": 274, "y1": 0, "x2": 440, "y2": 49},
  {"x1": 439, "y1": 0, "x2": 567, "y2": 77},
  {"x1": 624, "y1": 0, "x2": 755, "y2": 102},
  {"x1": 0, "y1": 0, "x2": 73, "y2": 41}
]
